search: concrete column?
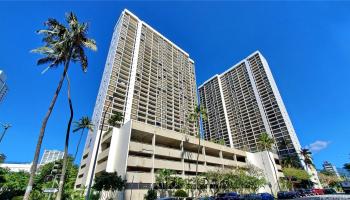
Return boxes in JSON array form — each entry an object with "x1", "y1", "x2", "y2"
[
  {"x1": 151, "y1": 133, "x2": 156, "y2": 187},
  {"x1": 203, "y1": 146, "x2": 207, "y2": 168},
  {"x1": 233, "y1": 154, "x2": 238, "y2": 169},
  {"x1": 219, "y1": 150, "x2": 224, "y2": 169},
  {"x1": 181, "y1": 140, "x2": 185, "y2": 177}
]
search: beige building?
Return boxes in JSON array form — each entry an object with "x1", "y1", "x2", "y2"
[
  {"x1": 79, "y1": 120, "x2": 283, "y2": 199},
  {"x1": 75, "y1": 9, "x2": 285, "y2": 199},
  {"x1": 76, "y1": 8, "x2": 197, "y2": 192},
  {"x1": 199, "y1": 51, "x2": 321, "y2": 188}
]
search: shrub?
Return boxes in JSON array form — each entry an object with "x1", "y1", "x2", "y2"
[
  {"x1": 144, "y1": 189, "x2": 157, "y2": 200},
  {"x1": 174, "y1": 189, "x2": 188, "y2": 197},
  {"x1": 11, "y1": 196, "x2": 24, "y2": 200}
]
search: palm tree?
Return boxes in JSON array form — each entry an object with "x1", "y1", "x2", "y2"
[
  {"x1": 73, "y1": 116, "x2": 94, "y2": 160},
  {"x1": 258, "y1": 132, "x2": 281, "y2": 191},
  {"x1": 282, "y1": 154, "x2": 300, "y2": 168},
  {"x1": 156, "y1": 169, "x2": 175, "y2": 197},
  {"x1": 86, "y1": 105, "x2": 123, "y2": 200},
  {"x1": 0, "y1": 153, "x2": 6, "y2": 163},
  {"x1": 188, "y1": 105, "x2": 207, "y2": 194},
  {"x1": 24, "y1": 12, "x2": 97, "y2": 200},
  {"x1": 300, "y1": 148, "x2": 314, "y2": 168},
  {"x1": 344, "y1": 163, "x2": 350, "y2": 173}
]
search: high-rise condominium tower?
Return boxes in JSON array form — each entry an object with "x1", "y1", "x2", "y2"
[
  {"x1": 0, "y1": 70, "x2": 8, "y2": 102},
  {"x1": 75, "y1": 9, "x2": 197, "y2": 189},
  {"x1": 40, "y1": 149, "x2": 64, "y2": 165},
  {"x1": 199, "y1": 51, "x2": 301, "y2": 158}
]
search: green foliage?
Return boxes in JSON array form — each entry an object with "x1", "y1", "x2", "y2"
[
  {"x1": 258, "y1": 132, "x2": 275, "y2": 151},
  {"x1": 144, "y1": 189, "x2": 157, "y2": 200},
  {"x1": 12, "y1": 196, "x2": 24, "y2": 200},
  {"x1": 0, "y1": 153, "x2": 6, "y2": 163},
  {"x1": 0, "y1": 169, "x2": 30, "y2": 199},
  {"x1": 174, "y1": 189, "x2": 188, "y2": 197},
  {"x1": 92, "y1": 171, "x2": 126, "y2": 192},
  {"x1": 318, "y1": 172, "x2": 342, "y2": 188},
  {"x1": 344, "y1": 163, "x2": 350, "y2": 172},
  {"x1": 281, "y1": 155, "x2": 301, "y2": 168},
  {"x1": 155, "y1": 169, "x2": 175, "y2": 189},
  {"x1": 283, "y1": 167, "x2": 310, "y2": 181},
  {"x1": 73, "y1": 116, "x2": 94, "y2": 133},
  {"x1": 300, "y1": 148, "x2": 314, "y2": 167}
]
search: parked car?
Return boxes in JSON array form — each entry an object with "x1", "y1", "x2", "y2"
[
  {"x1": 277, "y1": 191, "x2": 299, "y2": 199},
  {"x1": 323, "y1": 188, "x2": 337, "y2": 194},
  {"x1": 305, "y1": 189, "x2": 315, "y2": 196},
  {"x1": 296, "y1": 189, "x2": 307, "y2": 197},
  {"x1": 195, "y1": 197, "x2": 215, "y2": 200},
  {"x1": 259, "y1": 193, "x2": 274, "y2": 200},
  {"x1": 312, "y1": 188, "x2": 325, "y2": 195},
  {"x1": 238, "y1": 194, "x2": 262, "y2": 200},
  {"x1": 216, "y1": 192, "x2": 240, "y2": 200},
  {"x1": 341, "y1": 181, "x2": 350, "y2": 194}
]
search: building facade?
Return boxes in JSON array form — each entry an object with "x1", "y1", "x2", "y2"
[
  {"x1": 199, "y1": 52, "x2": 302, "y2": 158},
  {"x1": 0, "y1": 163, "x2": 32, "y2": 173},
  {"x1": 75, "y1": 10, "x2": 284, "y2": 199},
  {"x1": 323, "y1": 161, "x2": 340, "y2": 177},
  {"x1": 40, "y1": 149, "x2": 64, "y2": 165},
  {"x1": 0, "y1": 70, "x2": 8, "y2": 102},
  {"x1": 199, "y1": 51, "x2": 322, "y2": 188},
  {"x1": 76, "y1": 8, "x2": 197, "y2": 191}
]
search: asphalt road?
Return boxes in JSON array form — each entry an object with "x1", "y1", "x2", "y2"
[{"x1": 292, "y1": 194, "x2": 350, "y2": 199}]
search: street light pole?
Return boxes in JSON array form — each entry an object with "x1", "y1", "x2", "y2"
[{"x1": 0, "y1": 123, "x2": 11, "y2": 144}]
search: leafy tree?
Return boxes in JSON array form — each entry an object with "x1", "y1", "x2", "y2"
[
  {"x1": 188, "y1": 104, "x2": 207, "y2": 192},
  {"x1": 282, "y1": 167, "x2": 310, "y2": 190},
  {"x1": 144, "y1": 189, "x2": 157, "y2": 200},
  {"x1": 0, "y1": 170, "x2": 29, "y2": 199},
  {"x1": 73, "y1": 116, "x2": 94, "y2": 160},
  {"x1": 258, "y1": 132, "x2": 281, "y2": 191},
  {"x1": 318, "y1": 172, "x2": 342, "y2": 189},
  {"x1": 174, "y1": 189, "x2": 188, "y2": 198},
  {"x1": 344, "y1": 163, "x2": 350, "y2": 173},
  {"x1": 25, "y1": 11, "x2": 97, "y2": 200},
  {"x1": 92, "y1": 171, "x2": 125, "y2": 199}
]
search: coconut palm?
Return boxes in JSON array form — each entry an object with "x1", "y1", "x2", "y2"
[
  {"x1": 188, "y1": 104, "x2": 207, "y2": 193},
  {"x1": 0, "y1": 153, "x2": 6, "y2": 163},
  {"x1": 24, "y1": 12, "x2": 97, "y2": 200},
  {"x1": 300, "y1": 148, "x2": 314, "y2": 167},
  {"x1": 73, "y1": 116, "x2": 94, "y2": 160},
  {"x1": 258, "y1": 132, "x2": 281, "y2": 191},
  {"x1": 282, "y1": 154, "x2": 300, "y2": 168}
]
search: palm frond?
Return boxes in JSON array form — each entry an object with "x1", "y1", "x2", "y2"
[{"x1": 83, "y1": 38, "x2": 97, "y2": 51}]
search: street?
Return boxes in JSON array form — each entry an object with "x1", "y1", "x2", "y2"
[{"x1": 293, "y1": 194, "x2": 350, "y2": 199}]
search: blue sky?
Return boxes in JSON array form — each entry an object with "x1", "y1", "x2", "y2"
[{"x1": 0, "y1": 1, "x2": 349, "y2": 169}]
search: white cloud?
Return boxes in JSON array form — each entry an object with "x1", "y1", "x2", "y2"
[{"x1": 305, "y1": 140, "x2": 330, "y2": 153}]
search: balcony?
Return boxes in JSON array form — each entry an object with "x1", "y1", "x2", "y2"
[
  {"x1": 129, "y1": 141, "x2": 153, "y2": 154},
  {"x1": 127, "y1": 156, "x2": 153, "y2": 168}
]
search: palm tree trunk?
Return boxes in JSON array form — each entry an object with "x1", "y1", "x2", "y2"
[
  {"x1": 56, "y1": 74, "x2": 74, "y2": 200},
  {"x1": 74, "y1": 128, "x2": 85, "y2": 161},
  {"x1": 267, "y1": 152, "x2": 281, "y2": 191},
  {"x1": 23, "y1": 59, "x2": 70, "y2": 200}
]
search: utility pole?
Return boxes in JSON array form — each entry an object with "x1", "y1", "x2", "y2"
[{"x1": 0, "y1": 123, "x2": 11, "y2": 144}]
